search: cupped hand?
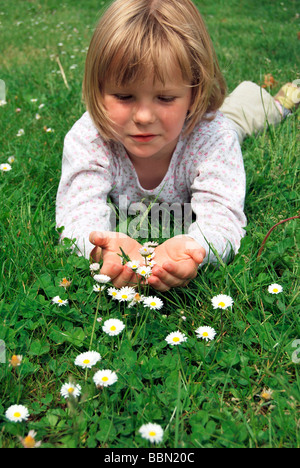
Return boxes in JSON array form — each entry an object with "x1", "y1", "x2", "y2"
[
  {"x1": 147, "y1": 236, "x2": 205, "y2": 291},
  {"x1": 89, "y1": 231, "x2": 145, "y2": 288}
]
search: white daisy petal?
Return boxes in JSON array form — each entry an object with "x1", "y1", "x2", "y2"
[
  {"x1": 93, "y1": 274, "x2": 111, "y2": 284},
  {"x1": 165, "y1": 330, "x2": 187, "y2": 346},
  {"x1": 268, "y1": 283, "x2": 283, "y2": 294},
  {"x1": 5, "y1": 405, "x2": 30, "y2": 422},
  {"x1": 102, "y1": 318, "x2": 125, "y2": 336},
  {"x1": 115, "y1": 286, "x2": 136, "y2": 302},
  {"x1": 143, "y1": 296, "x2": 164, "y2": 310},
  {"x1": 126, "y1": 260, "x2": 140, "y2": 270},
  {"x1": 93, "y1": 369, "x2": 118, "y2": 387},
  {"x1": 139, "y1": 423, "x2": 164, "y2": 444},
  {"x1": 107, "y1": 287, "x2": 119, "y2": 299},
  {"x1": 93, "y1": 284, "x2": 106, "y2": 292},
  {"x1": 60, "y1": 382, "x2": 81, "y2": 399},
  {"x1": 0, "y1": 163, "x2": 12, "y2": 172},
  {"x1": 74, "y1": 351, "x2": 101, "y2": 369},
  {"x1": 211, "y1": 294, "x2": 233, "y2": 309},
  {"x1": 52, "y1": 296, "x2": 68, "y2": 306},
  {"x1": 89, "y1": 262, "x2": 100, "y2": 272},
  {"x1": 137, "y1": 266, "x2": 152, "y2": 278},
  {"x1": 195, "y1": 326, "x2": 216, "y2": 341}
]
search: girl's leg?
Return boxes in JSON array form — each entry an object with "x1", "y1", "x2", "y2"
[{"x1": 220, "y1": 81, "x2": 297, "y2": 144}]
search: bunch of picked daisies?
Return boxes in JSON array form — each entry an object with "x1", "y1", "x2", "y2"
[{"x1": 90, "y1": 242, "x2": 164, "y2": 311}]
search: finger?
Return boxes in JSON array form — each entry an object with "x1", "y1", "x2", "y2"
[
  {"x1": 100, "y1": 260, "x2": 123, "y2": 280},
  {"x1": 112, "y1": 265, "x2": 136, "y2": 289},
  {"x1": 161, "y1": 260, "x2": 198, "y2": 281},
  {"x1": 148, "y1": 267, "x2": 185, "y2": 289},
  {"x1": 147, "y1": 275, "x2": 171, "y2": 292},
  {"x1": 89, "y1": 231, "x2": 110, "y2": 249},
  {"x1": 185, "y1": 247, "x2": 205, "y2": 265}
]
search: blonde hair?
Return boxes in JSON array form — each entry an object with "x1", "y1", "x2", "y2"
[{"x1": 83, "y1": 0, "x2": 227, "y2": 139}]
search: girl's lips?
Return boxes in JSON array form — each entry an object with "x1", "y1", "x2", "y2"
[{"x1": 130, "y1": 134, "x2": 157, "y2": 142}]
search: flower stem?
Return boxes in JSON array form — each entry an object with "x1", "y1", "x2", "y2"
[{"x1": 89, "y1": 292, "x2": 102, "y2": 351}]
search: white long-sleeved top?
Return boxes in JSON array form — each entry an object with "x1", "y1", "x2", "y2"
[{"x1": 56, "y1": 111, "x2": 246, "y2": 264}]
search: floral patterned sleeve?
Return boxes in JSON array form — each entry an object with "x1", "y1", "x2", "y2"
[
  {"x1": 186, "y1": 126, "x2": 247, "y2": 264},
  {"x1": 56, "y1": 113, "x2": 113, "y2": 258}
]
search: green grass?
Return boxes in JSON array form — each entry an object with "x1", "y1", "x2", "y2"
[{"x1": 0, "y1": 0, "x2": 299, "y2": 449}]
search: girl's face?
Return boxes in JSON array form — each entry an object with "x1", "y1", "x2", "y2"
[{"x1": 103, "y1": 74, "x2": 192, "y2": 165}]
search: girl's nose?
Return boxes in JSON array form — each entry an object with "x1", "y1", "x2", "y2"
[{"x1": 132, "y1": 102, "x2": 156, "y2": 125}]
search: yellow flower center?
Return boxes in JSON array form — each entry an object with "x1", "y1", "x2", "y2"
[
  {"x1": 149, "y1": 431, "x2": 156, "y2": 436},
  {"x1": 58, "y1": 299, "x2": 63, "y2": 303},
  {"x1": 14, "y1": 412, "x2": 21, "y2": 418},
  {"x1": 218, "y1": 301, "x2": 225, "y2": 307},
  {"x1": 173, "y1": 337, "x2": 180, "y2": 342},
  {"x1": 83, "y1": 359, "x2": 90, "y2": 364},
  {"x1": 121, "y1": 294, "x2": 128, "y2": 299},
  {"x1": 203, "y1": 332, "x2": 208, "y2": 337},
  {"x1": 150, "y1": 302, "x2": 156, "y2": 307},
  {"x1": 10, "y1": 355, "x2": 21, "y2": 366},
  {"x1": 112, "y1": 292, "x2": 117, "y2": 296},
  {"x1": 61, "y1": 278, "x2": 70, "y2": 286},
  {"x1": 102, "y1": 376, "x2": 109, "y2": 382},
  {"x1": 24, "y1": 435, "x2": 35, "y2": 448},
  {"x1": 273, "y1": 288, "x2": 278, "y2": 293},
  {"x1": 110, "y1": 326, "x2": 116, "y2": 331},
  {"x1": 68, "y1": 387, "x2": 74, "y2": 393}
]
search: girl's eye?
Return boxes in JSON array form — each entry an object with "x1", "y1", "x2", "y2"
[
  {"x1": 158, "y1": 96, "x2": 176, "y2": 103},
  {"x1": 114, "y1": 94, "x2": 132, "y2": 101}
]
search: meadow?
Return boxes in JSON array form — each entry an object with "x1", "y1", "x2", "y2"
[{"x1": 0, "y1": 0, "x2": 299, "y2": 448}]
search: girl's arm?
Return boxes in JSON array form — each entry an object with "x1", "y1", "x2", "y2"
[
  {"x1": 187, "y1": 128, "x2": 247, "y2": 264},
  {"x1": 56, "y1": 114, "x2": 113, "y2": 258}
]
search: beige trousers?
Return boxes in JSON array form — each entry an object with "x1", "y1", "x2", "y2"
[{"x1": 220, "y1": 81, "x2": 282, "y2": 144}]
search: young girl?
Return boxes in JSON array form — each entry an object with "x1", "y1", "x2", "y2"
[{"x1": 56, "y1": 0, "x2": 298, "y2": 292}]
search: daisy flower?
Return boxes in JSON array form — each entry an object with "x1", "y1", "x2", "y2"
[
  {"x1": 143, "y1": 296, "x2": 164, "y2": 310},
  {"x1": 0, "y1": 163, "x2": 12, "y2": 172},
  {"x1": 93, "y1": 284, "x2": 106, "y2": 292},
  {"x1": 102, "y1": 318, "x2": 125, "y2": 336},
  {"x1": 143, "y1": 241, "x2": 159, "y2": 248},
  {"x1": 5, "y1": 404, "x2": 30, "y2": 422},
  {"x1": 74, "y1": 351, "x2": 101, "y2": 369},
  {"x1": 128, "y1": 292, "x2": 145, "y2": 308},
  {"x1": 137, "y1": 265, "x2": 152, "y2": 278},
  {"x1": 195, "y1": 326, "x2": 216, "y2": 341},
  {"x1": 59, "y1": 277, "x2": 72, "y2": 289},
  {"x1": 93, "y1": 369, "x2": 118, "y2": 387},
  {"x1": 139, "y1": 423, "x2": 164, "y2": 444},
  {"x1": 211, "y1": 294, "x2": 233, "y2": 309},
  {"x1": 116, "y1": 286, "x2": 136, "y2": 302},
  {"x1": 0, "y1": 99, "x2": 7, "y2": 106},
  {"x1": 52, "y1": 296, "x2": 68, "y2": 306},
  {"x1": 7, "y1": 156, "x2": 15, "y2": 164},
  {"x1": 165, "y1": 330, "x2": 187, "y2": 346},
  {"x1": 16, "y1": 128, "x2": 24, "y2": 137},
  {"x1": 139, "y1": 246, "x2": 155, "y2": 257},
  {"x1": 268, "y1": 284, "x2": 283, "y2": 294},
  {"x1": 93, "y1": 274, "x2": 111, "y2": 284},
  {"x1": 260, "y1": 387, "x2": 273, "y2": 401},
  {"x1": 19, "y1": 430, "x2": 41, "y2": 449},
  {"x1": 9, "y1": 355, "x2": 23, "y2": 367},
  {"x1": 126, "y1": 260, "x2": 140, "y2": 270},
  {"x1": 60, "y1": 382, "x2": 82, "y2": 399},
  {"x1": 107, "y1": 287, "x2": 119, "y2": 299},
  {"x1": 89, "y1": 262, "x2": 100, "y2": 272}
]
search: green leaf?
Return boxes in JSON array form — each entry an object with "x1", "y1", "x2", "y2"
[{"x1": 28, "y1": 339, "x2": 50, "y2": 356}]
